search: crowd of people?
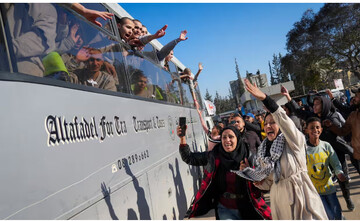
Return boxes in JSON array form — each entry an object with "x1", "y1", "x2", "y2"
[
  {"x1": 5, "y1": 3, "x2": 203, "y2": 105},
  {"x1": 5, "y1": 3, "x2": 360, "y2": 219},
  {"x1": 179, "y1": 80, "x2": 360, "y2": 219}
]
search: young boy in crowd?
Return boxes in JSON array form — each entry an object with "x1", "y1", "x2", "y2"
[{"x1": 305, "y1": 117, "x2": 347, "y2": 220}]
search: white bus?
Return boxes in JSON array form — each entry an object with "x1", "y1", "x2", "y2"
[{"x1": 0, "y1": 3, "x2": 209, "y2": 219}]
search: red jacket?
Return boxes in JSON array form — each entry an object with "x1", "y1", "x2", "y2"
[{"x1": 179, "y1": 144, "x2": 272, "y2": 219}]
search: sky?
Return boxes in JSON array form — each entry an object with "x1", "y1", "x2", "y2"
[{"x1": 121, "y1": 3, "x2": 324, "y2": 99}]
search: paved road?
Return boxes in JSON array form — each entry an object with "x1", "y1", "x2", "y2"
[
  {"x1": 337, "y1": 162, "x2": 360, "y2": 220},
  {"x1": 190, "y1": 160, "x2": 360, "y2": 220}
]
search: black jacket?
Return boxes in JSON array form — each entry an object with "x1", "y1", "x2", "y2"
[{"x1": 289, "y1": 97, "x2": 353, "y2": 155}]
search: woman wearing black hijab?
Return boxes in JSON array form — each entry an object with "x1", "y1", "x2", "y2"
[{"x1": 177, "y1": 125, "x2": 271, "y2": 220}]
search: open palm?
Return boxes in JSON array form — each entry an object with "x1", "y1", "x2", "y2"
[{"x1": 244, "y1": 79, "x2": 266, "y2": 100}]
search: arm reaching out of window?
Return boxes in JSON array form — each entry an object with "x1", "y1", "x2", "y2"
[{"x1": 71, "y1": 3, "x2": 113, "y2": 27}]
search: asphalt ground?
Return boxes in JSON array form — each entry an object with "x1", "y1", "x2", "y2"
[{"x1": 189, "y1": 159, "x2": 360, "y2": 220}]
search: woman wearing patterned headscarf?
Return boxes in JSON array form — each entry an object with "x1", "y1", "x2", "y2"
[
  {"x1": 233, "y1": 79, "x2": 327, "y2": 219},
  {"x1": 177, "y1": 125, "x2": 271, "y2": 220}
]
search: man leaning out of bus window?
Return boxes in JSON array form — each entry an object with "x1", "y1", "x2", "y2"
[{"x1": 78, "y1": 48, "x2": 116, "y2": 92}]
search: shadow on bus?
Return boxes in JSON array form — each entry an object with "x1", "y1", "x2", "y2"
[
  {"x1": 169, "y1": 158, "x2": 188, "y2": 219},
  {"x1": 124, "y1": 158, "x2": 152, "y2": 220},
  {"x1": 101, "y1": 182, "x2": 119, "y2": 220}
]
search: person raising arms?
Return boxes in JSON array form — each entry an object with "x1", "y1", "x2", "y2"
[{"x1": 233, "y1": 79, "x2": 327, "y2": 220}]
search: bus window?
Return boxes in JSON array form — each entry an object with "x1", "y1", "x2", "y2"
[
  {"x1": 163, "y1": 72, "x2": 182, "y2": 104},
  {"x1": 167, "y1": 61, "x2": 177, "y2": 74},
  {"x1": 81, "y1": 3, "x2": 114, "y2": 34},
  {"x1": 194, "y1": 86, "x2": 204, "y2": 109},
  {"x1": 55, "y1": 4, "x2": 123, "y2": 92},
  {"x1": 141, "y1": 44, "x2": 159, "y2": 64},
  {"x1": 181, "y1": 82, "x2": 194, "y2": 107},
  {"x1": 2, "y1": 3, "x2": 127, "y2": 93},
  {"x1": 3, "y1": 3, "x2": 59, "y2": 77},
  {"x1": 108, "y1": 43, "x2": 130, "y2": 93},
  {"x1": 126, "y1": 52, "x2": 166, "y2": 101}
]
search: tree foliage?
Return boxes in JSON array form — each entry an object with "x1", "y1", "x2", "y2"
[
  {"x1": 204, "y1": 88, "x2": 213, "y2": 102},
  {"x1": 235, "y1": 58, "x2": 245, "y2": 97},
  {"x1": 269, "y1": 53, "x2": 289, "y2": 85},
  {"x1": 283, "y1": 4, "x2": 360, "y2": 95},
  {"x1": 213, "y1": 91, "x2": 235, "y2": 114}
]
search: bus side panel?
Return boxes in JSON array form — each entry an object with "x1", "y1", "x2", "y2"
[
  {"x1": 70, "y1": 173, "x2": 154, "y2": 220},
  {"x1": 0, "y1": 80, "x2": 206, "y2": 219}
]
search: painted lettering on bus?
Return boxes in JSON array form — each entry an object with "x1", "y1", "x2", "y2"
[
  {"x1": 99, "y1": 116, "x2": 114, "y2": 142},
  {"x1": 45, "y1": 115, "x2": 128, "y2": 146},
  {"x1": 45, "y1": 115, "x2": 98, "y2": 146},
  {"x1": 114, "y1": 116, "x2": 127, "y2": 136},
  {"x1": 133, "y1": 116, "x2": 153, "y2": 132},
  {"x1": 132, "y1": 116, "x2": 166, "y2": 132}
]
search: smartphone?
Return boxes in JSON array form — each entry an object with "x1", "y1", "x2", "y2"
[{"x1": 179, "y1": 117, "x2": 186, "y2": 136}]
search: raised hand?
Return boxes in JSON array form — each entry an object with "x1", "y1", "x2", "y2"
[
  {"x1": 244, "y1": 79, "x2": 266, "y2": 100},
  {"x1": 325, "y1": 89, "x2": 334, "y2": 99},
  {"x1": 281, "y1": 85, "x2": 291, "y2": 101},
  {"x1": 198, "y1": 62, "x2": 203, "y2": 71},
  {"x1": 69, "y1": 23, "x2": 81, "y2": 44},
  {"x1": 178, "y1": 30, "x2": 188, "y2": 41},
  {"x1": 82, "y1": 9, "x2": 113, "y2": 27},
  {"x1": 280, "y1": 85, "x2": 288, "y2": 96},
  {"x1": 76, "y1": 46, "x2": 90, "y2": 62},
  {"x1": 176, "y1": 125, "x2": 187, "y2": 138},
  {"x1": 154, "y1": 25, "x2": 168, "y2": 39}
]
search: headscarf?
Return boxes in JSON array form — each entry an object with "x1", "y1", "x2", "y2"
[
  {"x1": 232, "y1": 114, "x2": 285, "y2": 184},
  {"x1": 217, "y1": 126, "x2": 248, "y2": 170}
]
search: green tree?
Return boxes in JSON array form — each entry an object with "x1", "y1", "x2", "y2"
[
  {"x1": 204, "y1": 88, "x2": 213, "y2": 102},
  {"x1": 314, "y1": 3, "x2": 360, "y2": 80},
  {"x1": 235, "y1": 58, "x2": 245, "y2": 97},
  {"x1": 270, "y1": 53, "x2": 287, "y2": 84},
  {"x1": 283, "y1": 4, "x2": 360, "y2": 94},
  {"x1": 213, "y1": 91, "x2": 235, "y2": 114},
  {"x1": 268, "y1": 61, "x2": 277, "y2": 85}
]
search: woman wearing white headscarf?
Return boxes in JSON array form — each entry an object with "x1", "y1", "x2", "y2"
[{"x1": 233, "y1": 79, "x2": 327, "y2": 220}]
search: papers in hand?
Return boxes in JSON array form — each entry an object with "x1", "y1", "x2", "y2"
[{"x1": 231, "y1": 167, "x2": 265, "y2": 182}]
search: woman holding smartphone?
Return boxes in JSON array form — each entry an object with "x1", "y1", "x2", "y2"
[{"x1": 176, "y1": 123, "x2": 271, "y2": 220}]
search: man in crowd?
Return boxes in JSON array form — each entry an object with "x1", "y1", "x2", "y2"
[
  {"x1": 229, "y1": 114, "x2": 261, "y2": 166},
  {"x1": 324, "y1": 86, "x2": 360, "y2": 184}
]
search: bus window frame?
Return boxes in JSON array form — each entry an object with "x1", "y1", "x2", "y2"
[
  {"x1": 0, "y1": 5, "x2": 11, "y2": 72},
  {"x1": 59, "y1": 3, "x2": 119, "y2": 42},
  {"x1": 110, "y1": 14, "x2": 123, "y2": 43},
  {"x1": 0, "y1": 4, "x2": 18, "y2": 73}
]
